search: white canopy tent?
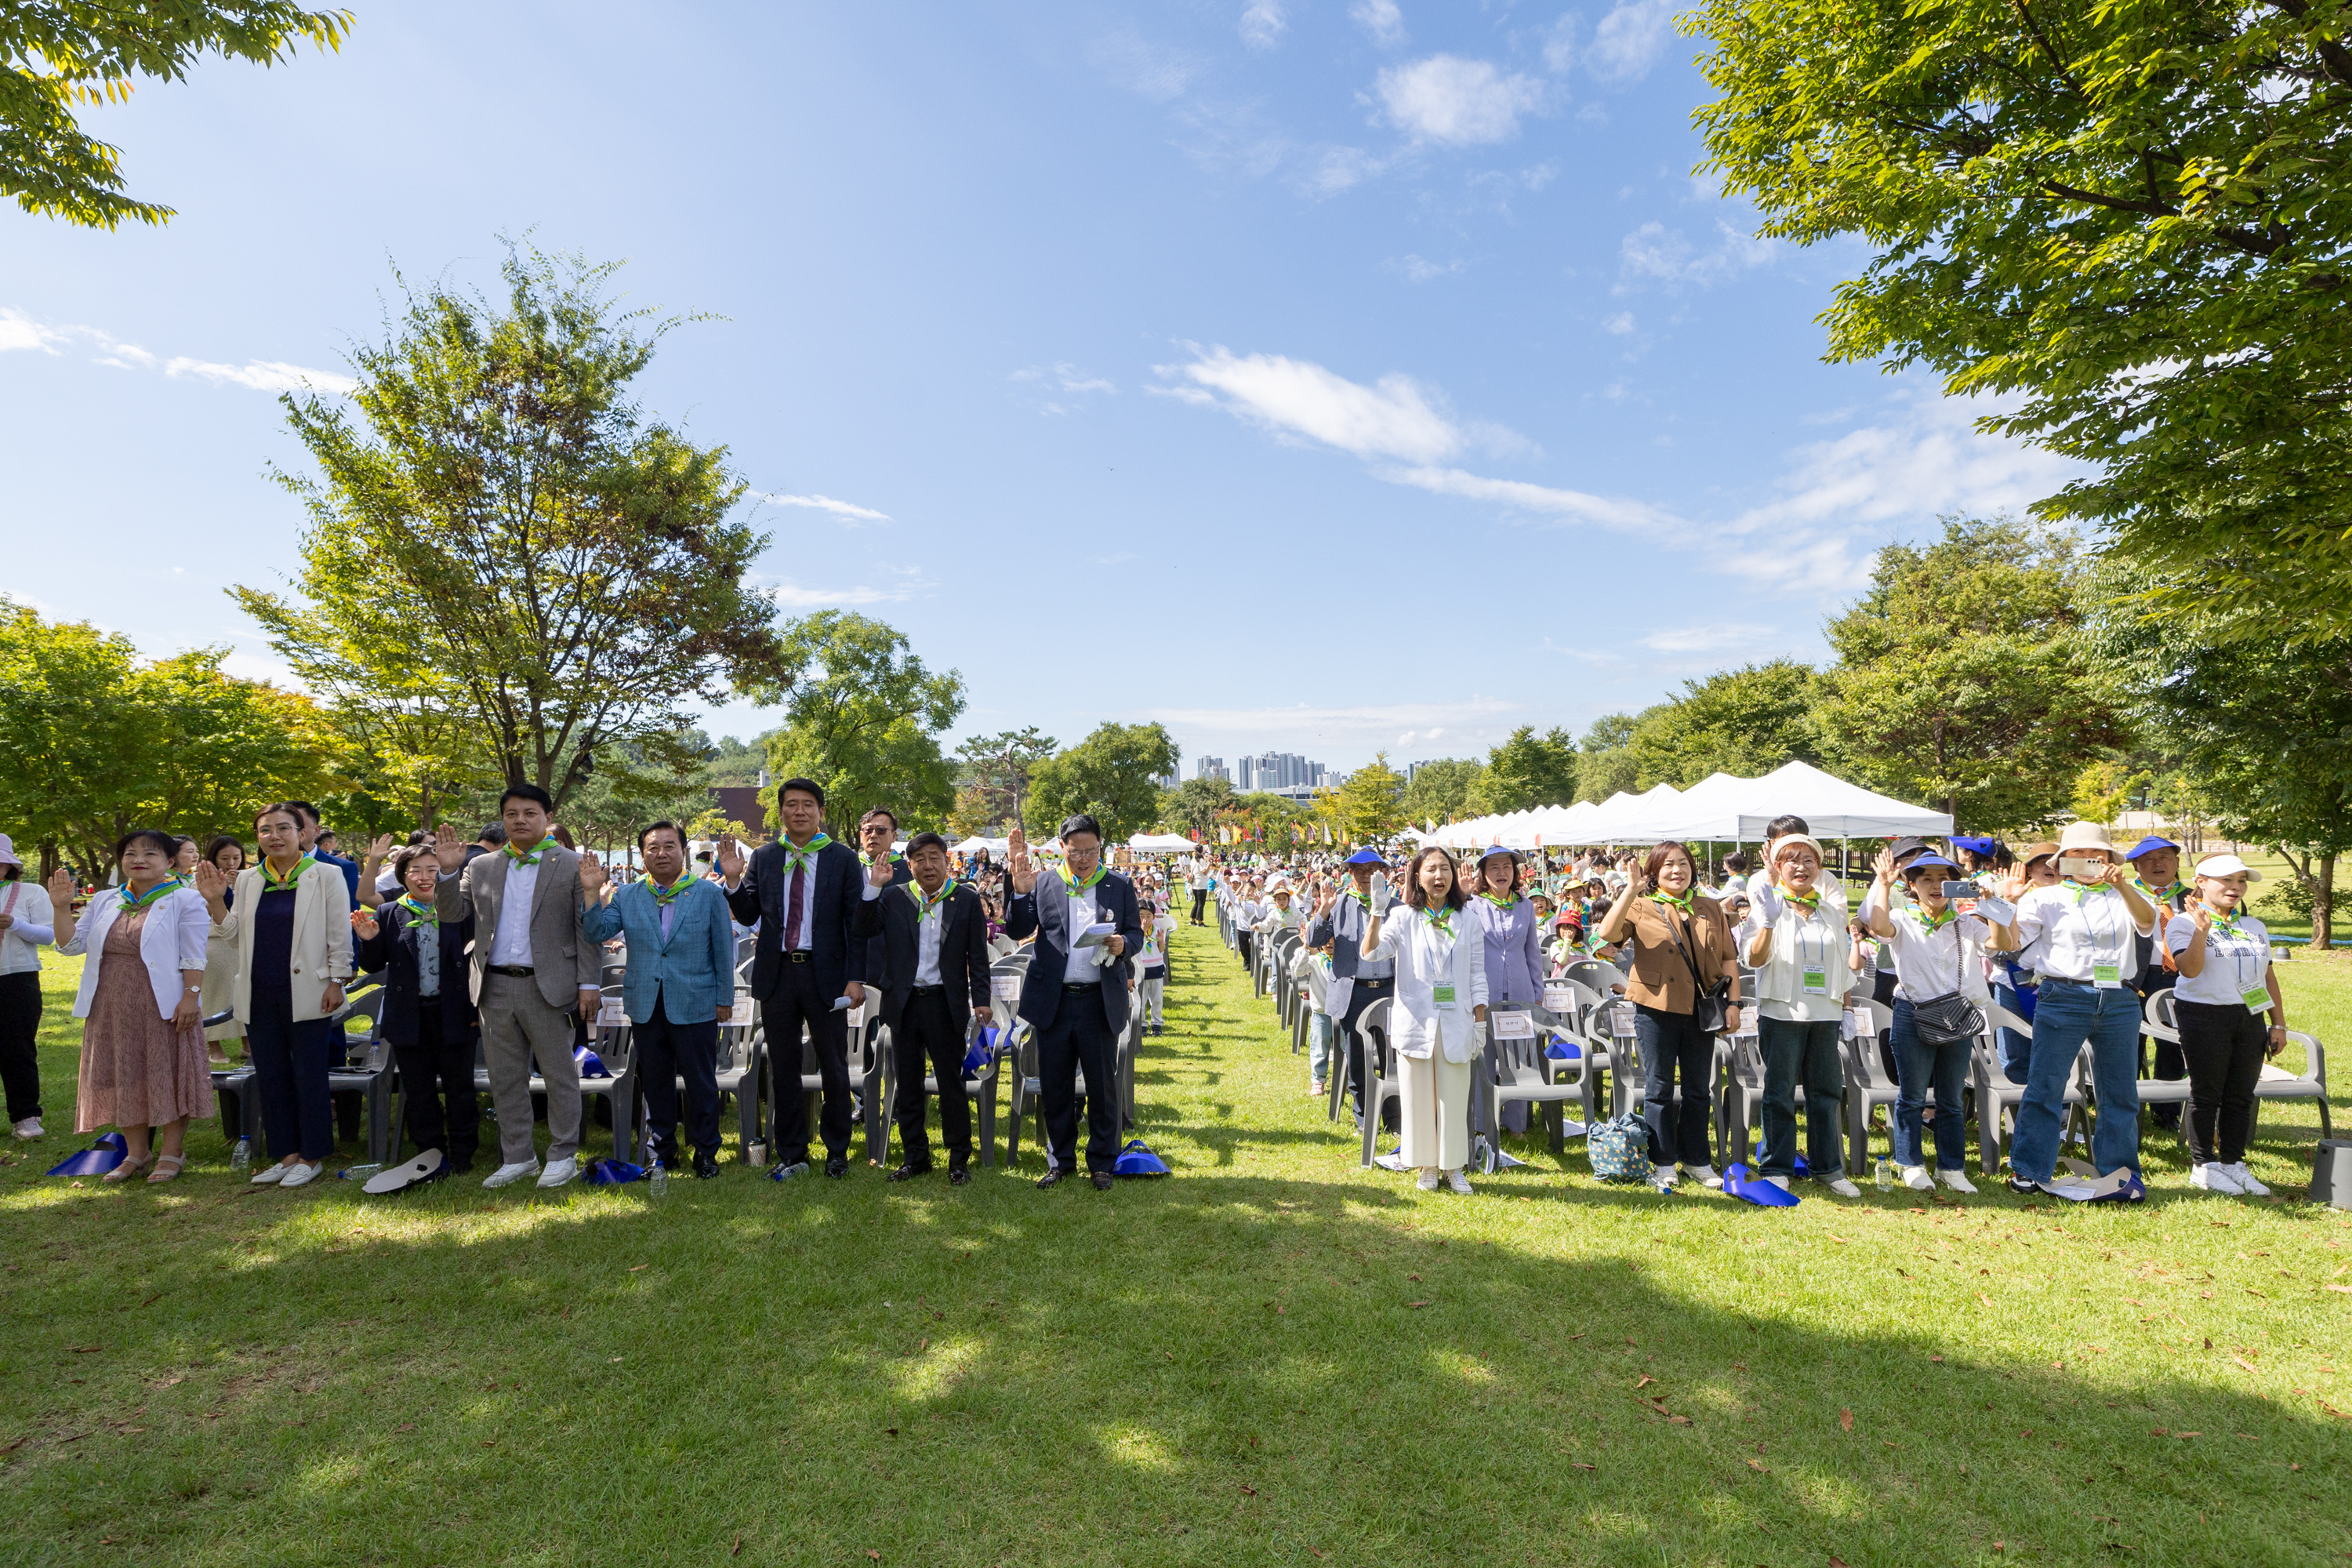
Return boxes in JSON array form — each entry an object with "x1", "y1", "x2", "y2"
[
  {"x1": 952, "y1": 836, "x2": 1009, "y2": 855},
  {"x1": 1419, "y1": 762, "x2": 1949, "y2": 851},
  {"x1": 1125, "y1": 833, "x2": 1197, "y2": 853}
]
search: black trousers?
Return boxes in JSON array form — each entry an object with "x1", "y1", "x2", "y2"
[
  {"x1": 1190, "y1": 890, "x2": 1207, "y2": 924},
  {"x1": 1037, "y1": 989, "x2": 1120, "y2": 1174},
  {"x1": 1635, "y1": 1003, "x2": 1718, "y2": 1168},
  {"x1": 2176, "y1": 997, "x2": 2266, "y2": 1166},
  {"x1": 764, "y1": 958, "x2": 851, "y2": 1166},
  {"x1": 892, "y1": 989, "x2": 972, "y2": 1169},
  {"x1": 635, "y1": 989, "x2": 721, "y2": 1165},
  {"x1": 1236, "y1": 930, "x2": 1254, "y2": 971},
  {"x1": 0, "y1": 970, "x2": 42, "y2": 1123},
  {"x1": 394, "y1": 1005, "x2": 481, "y2": 1171},
  {"x1": 1340, "y1": 977, "x2": 1393, "y2": 1120}
]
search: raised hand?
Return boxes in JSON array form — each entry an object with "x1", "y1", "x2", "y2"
[
  {"x1": 2189, "y1": 900, "x2": 2212, "y2": 934},
  {"x1": 46, "y1": 867, "x2": 75, "y2": 906},
  {"x1": 717, "y1": 834, "x2": 746, "y2": 882},
  {"x1": 350, "y1": 907, "x2": 380, "y2": 940},
  {"x1": 191, "y1": 860, "x2": 227, "y2": 901},
  {"x1": 868, "y1": 854, "x2": 894, "y2": 889},
  {"x1": 1872, "y1": 847, "x2": 1897, "y2": 884},
  {"x1": 367, "y1": 832, "x2": 397, "y2": 864},
  {"x1": 579, "y1": 853, "x2": 608, "y2": 895},
  {"x1": 1007, "y1": 826, "x2": 1036, "y2": 895},
  {"x1": 433, "y1": 820, "x2": 465, "y2": 862}
]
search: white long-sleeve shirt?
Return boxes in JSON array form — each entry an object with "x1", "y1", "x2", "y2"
[{"x1": 0, "y1": 879, "x2": 56, "y2": 976}]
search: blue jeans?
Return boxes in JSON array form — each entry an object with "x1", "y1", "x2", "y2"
[
  {"x1": 246, "y1": 1004, "x2": 338, "y2": 1163},
  {"x1": 1993, "y1": 981, "x2": 2034, "y2": 1084},
  {"x1": 1889, "y1": 999, "x2": 1969, "y2": 1171},
  {"x1": 2009, "y1": 978, "x2": 2142, "y2": 1182},
  {"x1": 1308, "y1": 1011, "x2": 1334, "y2": 1083},
  {"x1": 1756, "y1": 1015, "x2": 1845, "y2": 1179}
]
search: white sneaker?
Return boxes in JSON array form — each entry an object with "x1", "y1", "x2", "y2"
[
  {"x1": 2190, "y1": 1163, "x2": 2243, "y2": 1195},
  {"x1": 483, "y1": 1159, "x2": 542, "y2": 1189},
  {"x1": 2227, "y1": 1163, "x2": 2271, "y2": 1196},
  {"x1": 1902, "y1": 1164, "x2": 1935, "y2": 1192},
  {"x1": 11, "y1": 1116, "x2": 42, "y2": 1139},
  {"x1": 278, "y1": 1160, "x2": 325, "y2": 1189},
  {"x1": 1415, "y1": 1170, "x2": 1441, "y2": 1191},
  {"x1": 535, "y1": 1156, "x2": 579, "y2": 1189},
  {"x1": 249, "y1": 1161, "x2": 291, "y2": 1185},
  {"x1": 1686, "y1": 1163, "x2": 1722, "y2": 1189},
  {"x1": 1825, "y1": 1176, "x2": 1863, "y2": 1198},
  {"x1": 1936, "y1": 1168, "x2": 1977, "y2": 1194},
  {"x1": 1761, "y1": 1173, "x2": 1790, "y2": 1192},
  {"x1": 1445, "y1": 1169, "x2": 1473, "y2": 1196},
  {"x1": 1655, "y1": 1164, "x2": 1679, "y2": 1190}
]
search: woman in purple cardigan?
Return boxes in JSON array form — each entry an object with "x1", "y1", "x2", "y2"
[{"x1": 1466, "y1": 847, "x2": 1547, "y2": 1136}]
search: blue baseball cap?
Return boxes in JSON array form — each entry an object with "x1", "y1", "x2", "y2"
[
  {"x1": 1950, "y1": 835, "x2": 2002, "y2": 855},
  {"x1": 1901, "y1": 853, "x2": 1962, "y2": 874},
  {"x1": 1343, "y1": 849, "x2": 1386, "y2": 866},
  {"x1": 1478, "y1": 845, "x2": 1517, "y2": 862},
  {"x1": 2124, "y1": 836, "x2": 2180, "y2": 861}
]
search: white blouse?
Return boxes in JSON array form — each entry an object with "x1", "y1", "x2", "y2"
[
  {"x1": 2165, "y1": 912, "x2": 2274, "y2": 1011},
  {"x1": 1882, "y1": 908, "x2": 1992, "y2": 1005},
  {"x1": 1365, "y1": 902, "x2": 1490, "y2": 1063},
  {"x1": 61, "y1": 884, "x2": 210, "y2": 1020},
  {"x1": 1740, "y1": 884, "x2": 1853, "y2": 1022},
  {"x1": 2009, "y1": 883, "x2": 2154, "y2": 987}
]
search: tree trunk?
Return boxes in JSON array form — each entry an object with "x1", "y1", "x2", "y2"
[{"x1": 2318, "y1": 851, "x2": 2336, "y2": 952}]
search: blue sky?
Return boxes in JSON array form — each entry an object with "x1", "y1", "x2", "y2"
[{"x1": 2, "y1": 0, "x2": 2074, "y2": 778}]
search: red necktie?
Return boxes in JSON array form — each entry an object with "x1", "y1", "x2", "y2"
[{"x1": 786, "y1": 858, "x2": 808, "y2": 951}]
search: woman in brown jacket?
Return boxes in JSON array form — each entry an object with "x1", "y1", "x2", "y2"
[{"x1": 1595, "y1": 839, "x2": 1743, "y2": 1189}]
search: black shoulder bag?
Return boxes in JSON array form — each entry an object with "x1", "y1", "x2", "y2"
[{"x1": 1662, "y1": 905, "x2": 1733, "y2": 1036}]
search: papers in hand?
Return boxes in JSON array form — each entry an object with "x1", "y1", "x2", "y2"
[
  {"x1": 831, "y1": 995, "x2": 855, "y2": 1011},
  {"x1": 1073, "y1": 921, "x2": 1118, "y2": 949}
]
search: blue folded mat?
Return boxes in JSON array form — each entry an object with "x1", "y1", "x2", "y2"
[
  {"x1": 1111, "y1": 1138, "x2": 1169, "y2": 1177},
  {"x1": 49, "y1": 1131, "x2": 128, "y2": 1177},
  {"x1": 1721, "y1": 1162, "x2": 1801, "y2": 1207},
  {"x1": 583, "y1": 1156, "x2": 645, "y2": 1185}
]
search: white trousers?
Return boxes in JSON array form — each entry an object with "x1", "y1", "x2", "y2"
[{"x1": 1398, "y1": 1049, "x2": 1472, "y2": 1172}]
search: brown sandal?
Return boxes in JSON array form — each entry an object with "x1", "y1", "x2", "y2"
[{"x1": 146, "y1": 1154, "x2": 187, "y2": 1183}]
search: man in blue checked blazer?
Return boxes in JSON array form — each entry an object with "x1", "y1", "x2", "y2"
[{"x1": 581, "y1": 820, "x2": 739, "y2": 1179}]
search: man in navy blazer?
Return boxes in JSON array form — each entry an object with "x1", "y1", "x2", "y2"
[
  {"x1": 718, "y1": 778, "x2": 868, "y2": 1179},
  {"x1": 853, "y1": 831, "x2": 991, "y2": 1182},
  {"x1": 582, "y1": 821, "x2": 739, "y2": 1179},
  {"x1": 1004, "y1": 814, "x2": 1144, "y2": 1189}
]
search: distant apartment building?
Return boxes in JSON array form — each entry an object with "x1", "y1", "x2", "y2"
[{"x1": 1196, "y1": 756, "x2": 1229, "y2": 782}]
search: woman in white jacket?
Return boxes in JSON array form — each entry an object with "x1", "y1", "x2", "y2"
[{"x1": 1363, "y1": 848, "x2": 1489, "y2": 1194}]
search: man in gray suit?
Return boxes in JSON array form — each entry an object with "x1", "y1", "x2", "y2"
[{"x1": 433, "y1": 784, "x2": 601, "y2": 1189}]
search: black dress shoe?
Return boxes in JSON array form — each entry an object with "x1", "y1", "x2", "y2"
[
  {"x1": 947, "y1": 1166, "x2": 972, "y2": 1186},
  {"x1": 886, "y1": 1162, "x2": 933, "y2": 1182},
  {"x1": 692, "y1": 1151, "x2": 719, "y2": 1179},
  {"x1": 825, "y1": 1154, "x2": 849, "y2": 1178},
  {"x1": 1036, "y1": 1168, "x2": 1064, "y2": 1189},
  {"x1": 1091, "y1": 1171, "x2": 1116, "y2": 1191}
]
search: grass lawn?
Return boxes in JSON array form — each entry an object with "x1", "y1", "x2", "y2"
[{"x1": 2, "y1": 928, "x2": 2349, "y2": 1567}]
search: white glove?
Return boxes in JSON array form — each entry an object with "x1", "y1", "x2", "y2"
[
  {"x1": 1748, "y1": 879, "x2": 1785, "y2": 926},
  {"x1": 1369, "y1": 873, "x2": 1393, "y2": 916}
]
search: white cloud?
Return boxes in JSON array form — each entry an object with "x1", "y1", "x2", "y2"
[
  {"x1": 1584, "y1": 0, "x2": 1674, "y2": 82},
  {"x1": 1157, "y1": 344, "x2": 1477, "y2": 463},
  {"x1": 1397, "y1": 255, "x2": 1464, "y2": 283},
  {"x1": 1379, "y1": 464, "x2": 1672, "y2": 532},
  {"x1": 1639, "y1": 622, "x2": 1779, "y2": 655},
  {"x1": 1, "y1": 305, "x2": 351, "y2": 394},
  {"x1": 757, "y1": 492, "x2": 893, "y2": 526},
  {"x1": 1540, "y1": 14, "x2": 1578, "y2": 73},
  {"x1": 1088, "y1": 29, "x2": 1202, "y2": 102},
  {"x1": 1375, "y1": 56, "x2": 1550, "y2": 146},
  {"x1": 1618, "y1": 219, "x2": 1777, "y2": 287},
  {"x1": 1602, "y1": 311, "x2": 1635, "y2": 335},
  {"x1": 1352, "y1": 0, "x2": 1406, "y2": 46},
  {"x1": 1240, "y1": 1, "x2": 1287, "y2": 49},
  {"x1": 1011, "y1": 361, "x2": 1116, "y2": 395},
  {"x1": 165, "y1": 357, "x2": 356, "y2": 394},
  {"x1": 763, "y1": 574, "x2": 931, "y2": 610}
]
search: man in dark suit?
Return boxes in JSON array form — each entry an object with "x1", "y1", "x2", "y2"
[
  {"x1": 717, "y1": 777, "x2": 868, "y2": 1179},
  {"x1": 1005, "y1": 814, "x2": 1144, "y2": 1190},
  {"x1": 854, "y1": 831, "x2": 990, "y2": 1184},
  {"x1": 856, "y1": 807, "x2": 912, "y2": 1069}
]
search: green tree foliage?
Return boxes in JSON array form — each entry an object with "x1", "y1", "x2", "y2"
[
  {"x1": 1574, "y1": 715, "x2": 1642, "y2": 803},
  {"x1": 955, "y1": 728, "x2": 1057, "y2": 835},
  {"x1": 1399, "y1": 757, "x2": 1485, "y2": 825},
  {"x1": 1690, "y1": 0, "x2": 2352, "y2": 626},
  {"x1": 245, "y1": 244, "x2": 788, "y2": 809},
  {"x1": 1160, "y1": 775, "x2": 1236, "y2": 838},
  {"x1": 1624, "y1": 661, "x2": 1824, "y2": 789},
  {"x1": 1025, "y1": 722, "x2": 1179, "y2": 845},
  {"x1": 1818, "y1": 517, "x2": 2123, "y2": 830},
  {"x1": 1474, "y1": 726, "x2": 1581, "y2": 812},
  {"x1": 1333, "y1": 753, "x2": 1406, "y2": 844},
  {"x1": 0, "y1": 601, "x2": 343, "y2": 876},
  {"x1": 698, "y1": 733, "x2": 771, "y2": 789},
  {"x1": 762, "y1": 612, "x2": 966, "y2": 837},
  {"x1": 2, "y1": 1, "x2": 348, "y2": 227},
  {"x1": 2091, "y1": 591, "x2": 2352, "y2": 948},
  {"x1": 561, "y1": 739, "x2": 710, "y2": 863}
]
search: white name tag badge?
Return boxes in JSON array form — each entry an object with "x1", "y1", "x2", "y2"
[
  {"x1": 1491, "y1": 1009, "x2": 1534, "y2": 1040},
  {"x1": 991, "y1": 975, "x2": 1022, "y2": 1000},
  {"x1": 1543, "y1": 982, "x2": 1575, "y2": 1013},
  {"x1": 1432, "y1": 984, "x2": 1457, "y2": 1005},
  {"x1": 1802, "y1": 966, "x2": 1828, "y2": 996},
  {"x1": 2242, "y1": 985, "x2": 2270, "y2": 1014},
  {"x1": 2092, "y1": 961, "x2": 2122, "y2": 989}
]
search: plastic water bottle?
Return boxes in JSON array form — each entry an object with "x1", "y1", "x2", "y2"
[
  {"x1": 1875, "y1": 1156, "x2": 1893, "y2": 1193},
  {"x1": 229, "y1": 1137, "x2": 251, "y2": 1172},
  {"x1": 339, "y1": 1163, "x2": 383, "y2": 1181},
  {"x1": 648, "y1": 1159, "x2": 668, "y2": 1198}
]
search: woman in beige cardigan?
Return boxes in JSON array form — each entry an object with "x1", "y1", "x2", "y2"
[{"x1": 192, "y1": 802, "x2": 352, "y2": 1188}]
